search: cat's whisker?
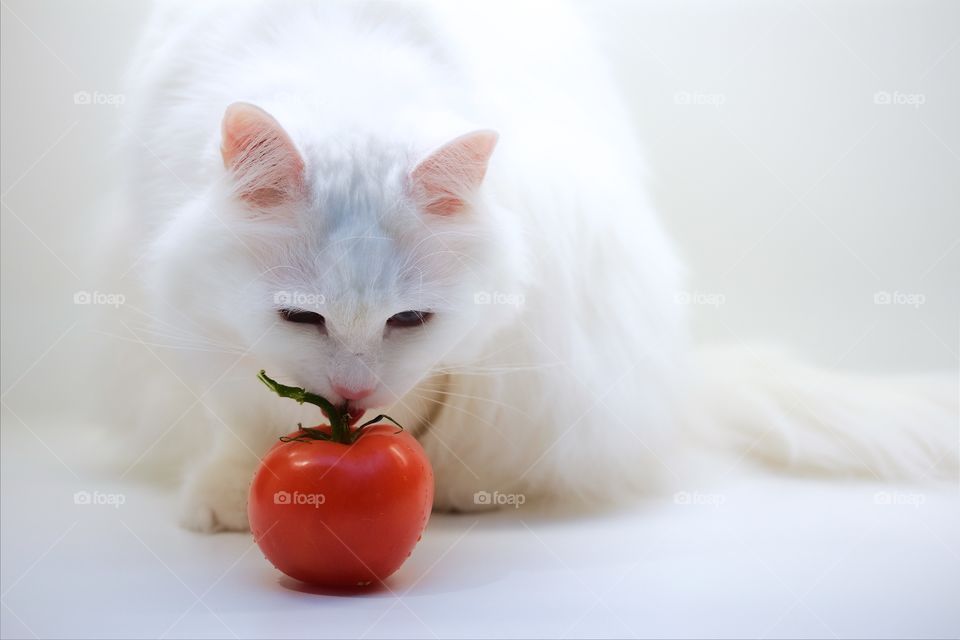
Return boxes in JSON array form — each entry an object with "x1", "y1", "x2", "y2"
[
  {"x1": 408, "y1": 392, "x2": 509, "y2": 440},
  {"x1": 258, "y1": 264, "x2": 311, "y2": 279},
  {"x1": 430, "y1": 362, "x2": 564, "y2": 375},
  {"x1": 134, "y1": 333, "x2": 247, "y2": 355},
  {"x1": 125, "y1": 303, "x2": 211, "y2": 337},
  {"x1": 90, "y1": 330, "x2": 247, "y2": 355},
  {"x1": 125, "y1": 321, "x2": 248, "y2": 353},
  {"x1": 123, "y1": 320, "x2": 248, "y2": 355},
  {"x1": 118, "y1": 316, "x2": 248, "y2": 351},
  {"x1": 410, "y1": 387, "x2": 537, "y2": 420},
  {"x1": 121, "y1": 303, "x2": 253, "y2": 353},
  {"x1": 401, "y1": 229, "x2": 490, "y2": 261},
  {"x1": 398, "y1": 249, "x2": 485, "y2": 279}
]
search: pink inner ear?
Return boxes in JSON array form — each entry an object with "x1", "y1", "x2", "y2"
[
  {"x1": 410, "y1": 130, "x2": 498, "y2": 215},
  {"x1": 221, "y1": 102, "x2": 305, "y2": 208}
]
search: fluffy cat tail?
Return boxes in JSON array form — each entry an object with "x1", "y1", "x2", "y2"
[{"x1": 689, "y1": 345, "x2": 958, "y2": 480}]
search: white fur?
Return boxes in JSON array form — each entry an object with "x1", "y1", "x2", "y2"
[
  {"x1": 691, "y1": 346, "x2": 958, "y2": 480},
  {"x1": 100, "y1": 0, "x2": 956, "y2": 532}
]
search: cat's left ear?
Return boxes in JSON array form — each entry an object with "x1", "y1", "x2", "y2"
[
  {"x1": 410, "y1": 130, "x2": 498, "y2": 215},
  {"x1": 220, "y1": 102, "x2": 305, "y2": 209}
]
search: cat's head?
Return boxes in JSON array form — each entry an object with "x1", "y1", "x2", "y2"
[{"x1": 155, "y1": 102, "x2": 524, "y2": 413}]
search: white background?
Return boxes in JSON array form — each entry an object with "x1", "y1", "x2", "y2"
[{"x1": 1, "y1": 2, "x2": 958, "y2": 638}]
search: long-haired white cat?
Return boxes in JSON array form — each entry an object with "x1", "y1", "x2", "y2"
[{"x1": 102, "y1": 0, "x2": 957, "y2": 532}]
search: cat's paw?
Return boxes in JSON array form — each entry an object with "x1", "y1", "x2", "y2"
[{"x1": 178, "y1": 464, "x2": 252, "y2": 533}]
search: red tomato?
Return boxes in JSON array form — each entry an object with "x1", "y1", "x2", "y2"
[{"x1": 248, "y1": 423, "x2": 433, "y2": 587}]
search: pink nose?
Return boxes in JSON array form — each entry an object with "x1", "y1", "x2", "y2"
[{"x1": 331, "y1": 383, "x2": 375, "y2": 401}]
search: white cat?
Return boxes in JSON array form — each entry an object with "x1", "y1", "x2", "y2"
[{"x1": 103, "y1": 0, "x2": 956, "y2": 532}]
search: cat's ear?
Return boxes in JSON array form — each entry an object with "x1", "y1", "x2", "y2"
[
  {"x1": 220, "y1": 102, "x2": 305, "y2": 208},
  {"x1": 410, "y1": 130, "x2": 498, "y2": 215}
]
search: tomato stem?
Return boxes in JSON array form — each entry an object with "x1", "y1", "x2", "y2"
[
  {"x1": 258, "y1": 370, "x2": 405, "y2": 445},
  {"x1": 257, "y1": 370, "x2": 350, "y2": 443}
]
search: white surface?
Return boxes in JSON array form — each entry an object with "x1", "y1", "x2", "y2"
[{"x1": 1, "y1": 425, "x2": 958, "y2": 639}]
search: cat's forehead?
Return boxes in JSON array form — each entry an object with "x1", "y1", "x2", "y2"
[
  {"x1": 286, "y1": 142, "x2": 433, "y2": 305},
  {"x1": 302, "y1": 139, "x2": 416, "y2": 234},
  {"x1": 298, "y1": 220, "x2": 442, "y2": 318},
  {"x1": 308, "y1": 136, "x2": 408, "y2": 209}
]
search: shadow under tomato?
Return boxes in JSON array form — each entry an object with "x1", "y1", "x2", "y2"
[{"x1": 275, "y1": 573, "x2": 395, "y2": 597}]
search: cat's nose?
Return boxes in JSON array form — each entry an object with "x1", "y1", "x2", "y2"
[{"x1": 331, "y1": 383, "x2": 375, "y2": 401}]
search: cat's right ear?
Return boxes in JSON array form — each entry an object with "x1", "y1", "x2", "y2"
[
  {"x1": 220, "y1": 102, "x2": 305, "y2": 209},
  {"x1": 410, "y1": 130, "x2": 498, "y2": 216}
]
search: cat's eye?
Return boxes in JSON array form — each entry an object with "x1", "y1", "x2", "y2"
[
  {"x1": 386, "y1": 310, "x2": 432, "y2": 328},
  {"x1": 279, "y1": 308, "x2": 326, "y2": 327}
]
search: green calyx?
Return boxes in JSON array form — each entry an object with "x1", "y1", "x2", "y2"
[{"x1": 257, "y1": 370, "x2": 402, "y2": 444}]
